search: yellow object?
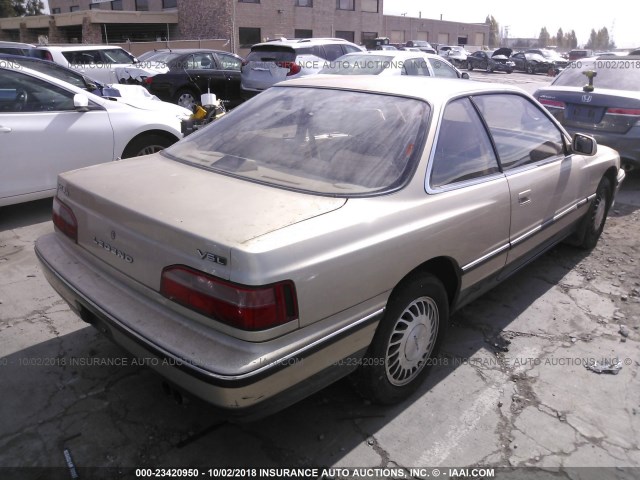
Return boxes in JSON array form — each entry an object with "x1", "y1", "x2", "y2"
[{"x1": 192, "y1": 105, "x2": 207, "y2": 120}]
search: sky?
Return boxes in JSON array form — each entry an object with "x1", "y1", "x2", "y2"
[
  {"x1": 38, "y1": 0, "x2": 637, "y2": 49},
  {"x1": 383, "y1": 0, "x2": 637, "y2": 49}
]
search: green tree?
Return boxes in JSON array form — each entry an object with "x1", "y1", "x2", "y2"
[
  {"x1": 567, "y1": 30, "x2": 578, "y2": 49},
  {"x1": 485, "y1": 15, "x2": 500, "y2": 48},
  {"x1": 1, "y1": 0, "x2": 43, "y2": 17},
  {"x1": 585, "y1": 27, "x2": 615, "y2": 50},
  {"x1": 23, "y1": 0, "x2": 43, "y2": 15},
  {"x1": 556, "y1": 27, "x2": 564, "y2": 48},
  {"x1": 0, "y1": 0, "x2": 16, "y2": 17},
  {"x1": 538, "y1": 27, "x2": 550, "y2": 47},
  {"x1": 586, "y1": 29, "x2": 597, "y2": 49}
]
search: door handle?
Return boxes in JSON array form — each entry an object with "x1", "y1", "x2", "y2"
[
  {"x1": 518, "y1": 189, "x2": 532, "y2": 205},
  {"x1": 0, "y1": 126, "x2": 12, "y2": 133}
]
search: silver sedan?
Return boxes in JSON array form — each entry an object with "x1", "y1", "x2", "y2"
[{"x1": 35, "y1": 75, "x2": 625, "y2": 419}]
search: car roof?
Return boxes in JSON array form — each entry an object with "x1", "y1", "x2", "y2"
[
  {"x1": 276, "y1": 75, "x2": 526, "y2": 104},
  {"x1": 35, "y1": 45, "x2": 129, "y2": 51},
  {"x1": 0, "y1": 41, "x2": 36, "y2": 48},
  {"x1": 143, "y1": 48, "x2": 238, "y2": 55},
  {"x1": 251, "y1": 37, "x2": 355, "y2": 49},
  {"x1": 340, "y1": 50, "x2": 441, "y2": 60}
]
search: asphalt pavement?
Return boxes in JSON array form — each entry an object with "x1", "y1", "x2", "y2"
[{"x1": 1, "y1": 71, "x2": 639, "y2": 480}]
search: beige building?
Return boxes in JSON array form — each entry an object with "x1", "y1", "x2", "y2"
[
  {"x1": 1, "y1": 0, "x2": 488, "y2": 55},
  {"x1": 384, "y1": 14, "x2": 486, "y2": 48}
]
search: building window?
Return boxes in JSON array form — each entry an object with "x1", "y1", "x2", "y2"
[
  {"x1": 135, "y1": 0, "x2": 149, "y2": 11},
  {"x1": 361, "y1": 0, "x2": 378, "y2": 12},
  {"x1": 295, "y1": 29, "x2": 312, "y2": 39},
  {"x1": 336, "y1": 0, "x2": 354, "y2": 10},
  {"x1": 89, "y1": 3, "x2": 102, "y2": 9},
  {"x1": 51, "y1": 7, "x2": 61, "y2": 13},
  {"x1": 238, "y1": 0, "x2": 260, "y2": 3},
  {"x1": 163, "y1": 0, "x2": 177, "y2": 7},
  {"x1": 361, "y1": 31, "x2": 377, "y2": 47},
  {"x1": 111, "y1": 0, "x2": 123, "y2": 9},
  {"x1": 335, "y1": 30, "x2": 354, "y2": 42},
  {"x1": 69, "y1": 5, "x2": 79, "y2": 11},
  {"x1": 296, "y1": 0, "x2": 312, "y2": 6},
  {"x1": 239, "y1": 27, "x2": 261, "y2": 48}
]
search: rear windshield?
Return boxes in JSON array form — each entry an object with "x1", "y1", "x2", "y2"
[
  {"x1": 246, "y1": 46, "x2": 296, "y2": 63},
  {"x1": 552, "y1": 59, "x2": 640, "y2": 91},
  {"x1": 163, "y1": 87, "x2": 430, "y2": 196}
]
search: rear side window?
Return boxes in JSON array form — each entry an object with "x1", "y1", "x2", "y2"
[
  {"x1": 430, "y1": 98, "x2": 500, "y2": 187},
  {"x1": 428, "y1": 58, "x2": 459, "y2": 78},
  {"x1": 473, "y1": 94, "x2": 564, "y2": 170},
  {"x1": 343, "y1": 45, "x2": 362, "y2": 54},
  {"x1": 322, "y1": 44, "x2": 345, "y2": 61},
  {"x1": 402, "y1": 58, "x2": 430, "y2": 76}
]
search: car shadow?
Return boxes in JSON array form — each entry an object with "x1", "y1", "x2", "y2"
[
  {"x1": 0, "y1": 239, "x2": 593, "y2": 471},
  {"x1": 0, "y1": 198, "x2": 52, "y2": 229}
]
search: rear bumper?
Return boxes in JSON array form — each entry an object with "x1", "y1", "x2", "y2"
[
  {"x1": 34, "y1": 233, "x2": 380, "y2": 419},
  {"x1": 614, "y1": 167, "x2": 626, "y2": 204}
]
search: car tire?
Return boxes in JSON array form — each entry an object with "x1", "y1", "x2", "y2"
[
  {"x1": 121, "y1": 134, "x2": 175, "y2": 158},
  {"x1": 351, "y1": 274, "x2": 448, "y2": 405},
  {"x1": 175, "y1": 89, "x2": 198, "y2": 110},
  {"x1": 527, "y1": 65, "x2": 535, "y2": 74},
  {"x1": 467, "y1": 63, "x2": 473, "y2": 71},
  {"x1": 578, "y1": 177, "x2": 612, "y2": 250}
]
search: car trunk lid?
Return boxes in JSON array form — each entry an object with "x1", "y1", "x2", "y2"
[
  {"x1": 58, "y1": 155, "x2": 346, "y2": 289},
  {"x1": 537, "y1": 87, "x2": 640, "y2": 134}
]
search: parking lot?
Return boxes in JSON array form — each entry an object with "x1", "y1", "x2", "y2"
[{"x1": 1, "y1": 71, "x2": 639, "y2": 479}]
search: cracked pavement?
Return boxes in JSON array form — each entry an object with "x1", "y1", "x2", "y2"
[{"x1": 1, "y1": 171, "x2": 639, "y2": 477}]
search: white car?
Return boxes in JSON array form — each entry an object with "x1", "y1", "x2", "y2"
[
  {"x1": 0, "y1": 62, "x2": 185, "y2": 207},
  {"x1": 240, "y1": 37, "x2": 365, "y2": 99},
  {"x1": 318, "y1": 51, "x2": 469, "y2": 79},
  {"x1": 34, "y1": 45, "x2": 168, "y2": 85}
]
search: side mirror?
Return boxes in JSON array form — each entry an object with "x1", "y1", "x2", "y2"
[
  {"x1": 461, "y1": 72, "x2": 470, "y2": 79},
  {"x1": 572, "y1": 133, "x2": 597, "y2": 156},
  {"x1": 73, "y1": 93, "x2": 90, "y2": 112}
]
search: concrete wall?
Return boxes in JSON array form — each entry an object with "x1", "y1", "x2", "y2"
[{"x1": 383, "y1": 14, "x2": 488, "y2": 48}]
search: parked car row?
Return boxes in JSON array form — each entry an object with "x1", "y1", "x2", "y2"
[
  {"x1": 0, "y1": 56, "x2": 189, "y2": 207},
  {"x1": 467, "y1": 48, "x2": 515, "y2": 73}
]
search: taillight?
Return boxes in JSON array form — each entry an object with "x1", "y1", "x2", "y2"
[
  {"x1": 160, "y1": 265, "x2": 298, "y2": 331},
  {"x1": 276, "y1": 61, "x2": 301, "y2": 76},
  {"x1": 538, "y1": 98, "x2": 566, "y2": 109},
  {"x1": 606, "y1": 108, "x2": 640, "y2": 116},
  {"x1": 52, "y1": 196, "x2": 78, "y2": 243},
  {"x1": 143, "y1": 76, "x2": 153, "y2": 85}
]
